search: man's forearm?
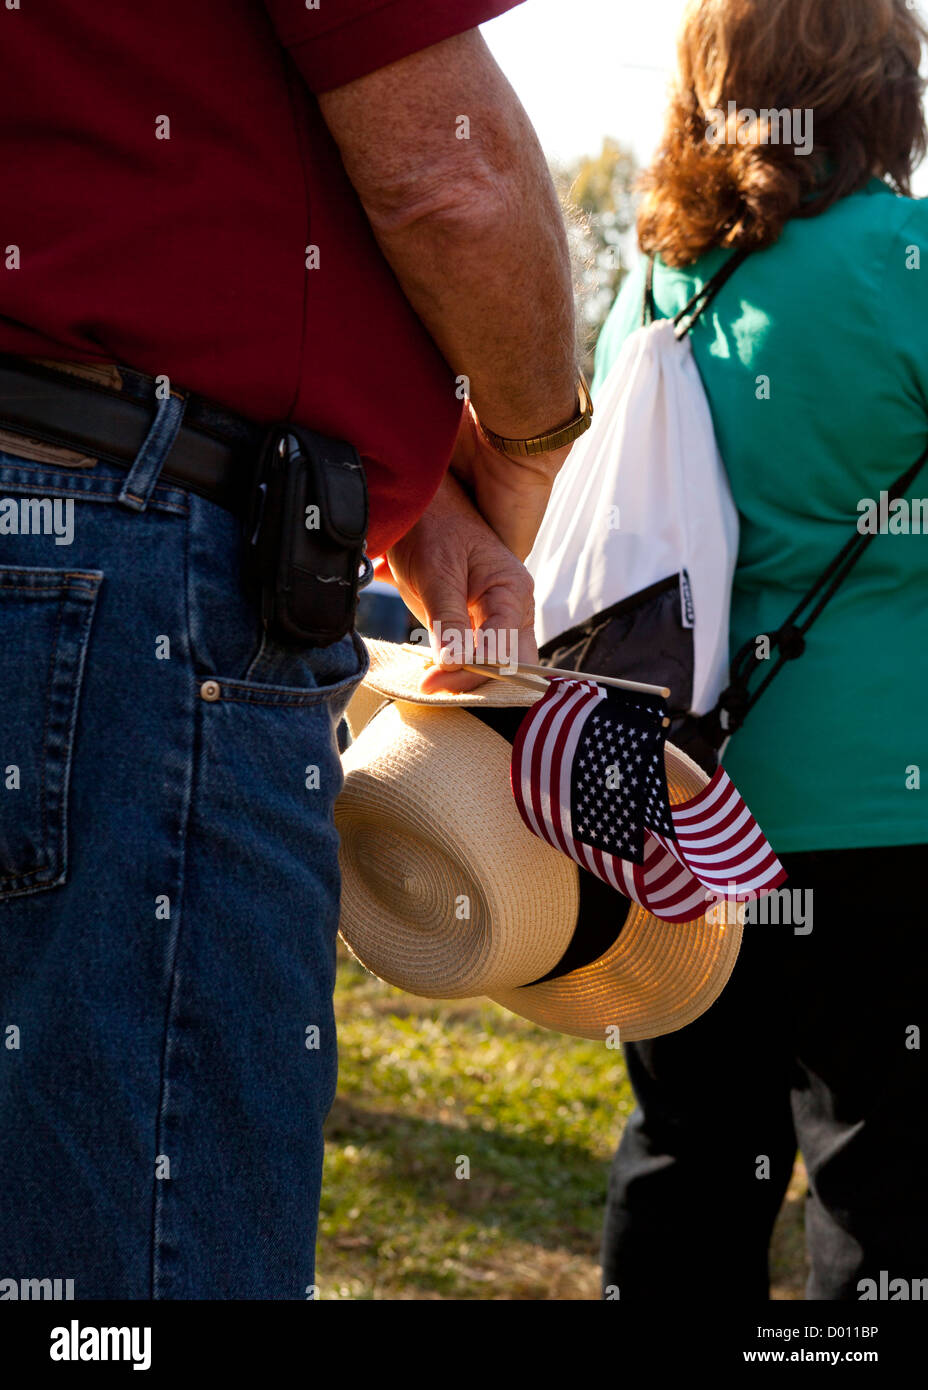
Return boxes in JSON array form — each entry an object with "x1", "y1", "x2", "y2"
[
  {"x1": 318, "y1": 31, "x2": 578, "y2": 443},
  {"x1": 364, "y1": 135, "x2": 578, "y2": 441}
]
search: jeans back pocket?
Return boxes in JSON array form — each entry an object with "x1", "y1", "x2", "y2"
[{"x1": 0, "y1": 566, "x2": 102, "y2": 899}]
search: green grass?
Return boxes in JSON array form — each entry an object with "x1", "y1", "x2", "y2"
[{"x1": 318, "y1": 946, "x2": 808, "y2": 1300}]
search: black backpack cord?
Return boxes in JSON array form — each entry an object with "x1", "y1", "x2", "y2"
[
  {"x1": 642, "y1": 246, "x2": 752, "y2": 334},
  {"x1": 707, "y1": 439, "x2": 928, "y2": 748},
  {"x1": 641, "y1": 255, "x2": 657, "y2": 327}
]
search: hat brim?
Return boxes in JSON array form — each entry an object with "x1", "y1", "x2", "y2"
[
  {"x1": 359, "y1": 637, "x2": 544, "y2": 708},
  {"x1": 491, "y1": 869, "x2": 742, "y2": 1041},
  {"x1": 492, "y1": 730, "x2": 742, "y2": 1040}
]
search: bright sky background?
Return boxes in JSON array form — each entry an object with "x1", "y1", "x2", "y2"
[{"x1": 482, "y1": 0, "x2": 928, "y2": 195}]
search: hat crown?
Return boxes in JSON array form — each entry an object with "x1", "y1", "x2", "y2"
[{"x1": 338, "y1": 701, "x2": 579, "y2": 997}]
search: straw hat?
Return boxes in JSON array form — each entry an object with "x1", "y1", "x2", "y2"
[{"x1": 336, "y1": 639, "x2": 743, "y2": 1041}]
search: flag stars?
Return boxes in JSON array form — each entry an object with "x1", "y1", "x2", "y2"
[{"x1": 566, "y1": 688, "x2": 676, "y2": 865}]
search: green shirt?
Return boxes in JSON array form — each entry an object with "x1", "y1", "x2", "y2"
[{"x1": 593, "y1": 179, "x2": 928, "y2": 853}]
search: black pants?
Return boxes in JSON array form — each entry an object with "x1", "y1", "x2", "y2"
[{"x1": 600, "y1": 846, "x2": 928, "y2": 1300}]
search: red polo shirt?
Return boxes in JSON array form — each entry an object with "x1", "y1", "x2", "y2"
[{"x1": 0, "y1": 0, "x2": 522, "y2": 555}]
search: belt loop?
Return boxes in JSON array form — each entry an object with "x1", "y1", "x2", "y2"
[{"x1": 117, "y1": 389, "x2": 188, "y2": 512}]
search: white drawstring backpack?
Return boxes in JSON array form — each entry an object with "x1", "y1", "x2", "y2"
[
  {"x1": 531, "y1": 250, "x2": 928, "y2": 772},
  {"x1": 528, "y1": 252, "x2": 748, "y2": 725}
]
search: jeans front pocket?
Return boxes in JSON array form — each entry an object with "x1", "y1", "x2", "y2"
[
  {"x1": 237, "y1": 628, "x2": 369, "y2": 719},
  {"x1": 0, "y1": 565, "x2": 103, "y2": 899}
]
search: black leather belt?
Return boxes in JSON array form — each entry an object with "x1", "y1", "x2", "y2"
[{"x1": 0, "y1": 356, "x2": 267, "y2": 518}]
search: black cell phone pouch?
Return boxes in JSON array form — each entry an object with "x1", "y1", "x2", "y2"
[{"x1": 242, "y1": 425, "x2": 372, "y2": 647}]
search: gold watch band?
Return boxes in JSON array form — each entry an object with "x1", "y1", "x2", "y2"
[{"x1": 476, "y1": 374, "x2": 594, "y2": 458}]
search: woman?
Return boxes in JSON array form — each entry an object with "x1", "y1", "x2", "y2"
[{"x1": 593, "y1": 0, "x2": 928, "y2": 1300}]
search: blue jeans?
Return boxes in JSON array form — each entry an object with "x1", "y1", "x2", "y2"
[{"x1": 0, "y1": 398, "x2": 367, "y2": 1298}]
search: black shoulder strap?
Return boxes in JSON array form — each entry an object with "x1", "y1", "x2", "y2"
[
  {"x1": 642, "y1": 246, "x2": 751, "y2": 334},
  {"x1": 703, "y1": 438, "x2": 928, "y2": 751},
  {"x1": 641, "y1": 256, "x2": 657, "y2": 327}
]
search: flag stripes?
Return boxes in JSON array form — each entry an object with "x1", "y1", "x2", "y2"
[{"x1": 511, "y1": 679, "x2": 786, "y2": 925}]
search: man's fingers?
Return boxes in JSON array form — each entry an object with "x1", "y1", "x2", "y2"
[
  {"x1": 419, "y1": 663, "x2": 490, "y2": 694},
  {"x1": 419, "y1": 617, "x2": 538, "y2": 693},
  {"x1": 393, "y1": 481, "x2": 541, "y2": 694},
  {"x1": 420, "y1": 617, "x2": 539, "y2": 694},
  {"x1": 407, "y1": 557, "x2": 473, "y2": 678},
  {"x1": 420, "y1": 580, "x2": 539, "y2": 694}
]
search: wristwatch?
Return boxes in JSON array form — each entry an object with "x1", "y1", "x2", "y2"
[{"x1": 476, "y1": 374, "x2": 594, "y2": 458}]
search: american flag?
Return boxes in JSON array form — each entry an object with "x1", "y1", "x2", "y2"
[{"x1": 511, "y1": 679, "x2": 786, "y2": 924}]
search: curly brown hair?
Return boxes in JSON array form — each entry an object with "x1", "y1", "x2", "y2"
[{"x1": 639, "y1": 0, "x2": 928, "y2": 267}]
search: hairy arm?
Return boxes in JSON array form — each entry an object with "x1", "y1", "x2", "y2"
[
  {"x1": 317, "y1": 28, "x2": 577, "y2": 448},
  {"x1": 319, "y1": 27, "x2": 577, "y2": 683}
]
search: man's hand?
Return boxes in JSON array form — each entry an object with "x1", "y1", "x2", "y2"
[
  {"x1": 449, "y1": 404, "x2": 573, "y2": 563},
  {"x1": 386, "y1": 470, "x2": 538, "y2": 694}
]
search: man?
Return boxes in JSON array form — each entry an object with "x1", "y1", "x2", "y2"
[{"x1": 0, "y1": 2, "x2": 585, "y2": 1298}]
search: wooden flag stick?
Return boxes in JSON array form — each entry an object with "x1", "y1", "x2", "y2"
[
  {"x1": 460, "y1": 666, "x2": 550, "y2": 692},
  {"x1": 509, "y1": 660, "x2": 671, "y2": 701},
  {"x1": 400, "y1": 642, "x2": 670, "y2": 700},
  {"x1": 399, "y1": 643, "x2": 546, "y2": 693},
  {"x1": 459, "y1": 664, "x2": 551, "y2": 691}
]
